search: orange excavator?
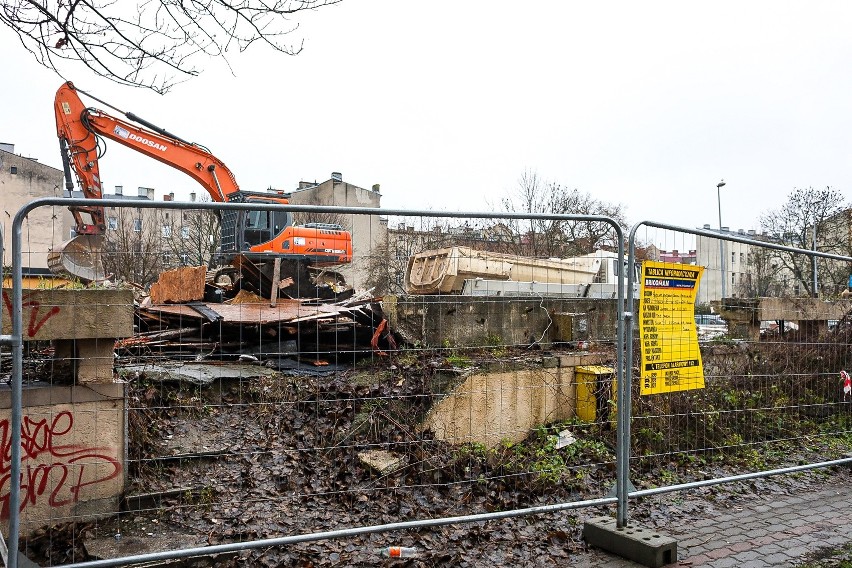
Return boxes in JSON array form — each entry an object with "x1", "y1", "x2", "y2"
[{"x1": 50, "y1": 81, "x2": 352, "y2": 296}]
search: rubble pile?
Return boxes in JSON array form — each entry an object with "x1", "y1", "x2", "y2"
[{"x1": 116, "y1": 265, "x2": 396, "y2": 365}]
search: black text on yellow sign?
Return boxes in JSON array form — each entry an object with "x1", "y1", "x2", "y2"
[{"x1": 639, "y1": 261, "x2": 705, "y2": 395}]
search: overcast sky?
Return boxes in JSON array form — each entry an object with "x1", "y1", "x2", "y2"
[{"x1": 3, "y1": 1, "x2": 852, "y2": 241}]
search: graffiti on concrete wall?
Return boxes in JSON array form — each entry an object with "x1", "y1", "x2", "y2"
[
  {"x1": 0, "y1": 410, "x2": 122, "y2": 518},
  {"x1": 2, "y1": 290, "x2": 61, "y2": 338}
]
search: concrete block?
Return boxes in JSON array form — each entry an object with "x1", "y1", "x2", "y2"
[
  {"x1": 1, "y1": 288, "x2": 134, "y2": 341},
  {"x1": 358, "y1": 450, "x2": 408, "y2": 475},
  {"x1": 584, "y1": 516, "x2": 677, "y2": 568},
  {"x1": 55, "y1": 338, "x2": 117, "y2": 383},
  {"x1": 0, "y1": 384, "x2": 126, "y2": 535}
]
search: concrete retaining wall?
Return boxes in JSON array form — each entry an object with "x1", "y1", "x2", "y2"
[
  {"x1": 423, "y1": 354, "x2": 610, "y2": 447},
  {"x1": 0, "y1": 384, "x2": 125, "y2": 533},
  {"x1": 0, "y1": 288, "x2": 132, "y2": 533},
  {"x1": 384, "y1": 295, "x2": 623, "y2": 348}
]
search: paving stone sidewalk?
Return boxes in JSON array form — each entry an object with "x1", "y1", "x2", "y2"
[{"x1": 572, "y1": 469, "x2": 852, "y2": 567}]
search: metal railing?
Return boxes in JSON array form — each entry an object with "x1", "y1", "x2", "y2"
[
  {"x1": 7, "y1": 198, "x2": 627, "y2": 567},
  {"x1": 5, "y1": 201, "x2": 852, "y2": 566}
]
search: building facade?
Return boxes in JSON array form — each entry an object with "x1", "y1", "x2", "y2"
[
  {"x1": 0, "y1": 145, "x2": 73, "y2": 276},
  {"x1": 286, "y1": 173, "x2": 385, "y2": 291}
]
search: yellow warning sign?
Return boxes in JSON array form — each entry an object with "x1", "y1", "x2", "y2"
[{"x1": 639, "y1": 261, "x2": 705, "y2": 395}]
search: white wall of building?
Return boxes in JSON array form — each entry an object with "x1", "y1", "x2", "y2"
[{"x1": 0, "y1": 148, "x2": 72, "y2": 273}]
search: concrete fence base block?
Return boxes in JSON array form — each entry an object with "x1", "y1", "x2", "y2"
[{"x1": 583, "y1": 516, "x2": 677, "y2": 568}]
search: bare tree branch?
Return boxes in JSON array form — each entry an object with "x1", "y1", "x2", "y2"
[
  {"x1": 1, "y1": 0, "x2": 341, "y2": 93},
  {"x1": 499, "y1": 169, "x2": 628, "y2": 257}
]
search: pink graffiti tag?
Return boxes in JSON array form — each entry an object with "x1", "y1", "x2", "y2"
[
  {"x1": 0, "y1": 411, "x2": 122, "y2": 518},
  {"x1": 2, "y1": 290, "x2": 62, "y2": 338}
]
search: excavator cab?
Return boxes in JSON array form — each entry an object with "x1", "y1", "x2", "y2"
[{"x1": 243, "y1": 208, "x2": 293, "y2": 248}]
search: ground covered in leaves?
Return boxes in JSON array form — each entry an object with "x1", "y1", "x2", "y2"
[{"x1": 19, "y1": 343, "x2": 852, "y2": 566}]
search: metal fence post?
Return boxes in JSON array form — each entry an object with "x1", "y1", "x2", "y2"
[{"x1": 7, "y1": 210, "x2": 27, "y2": 568}]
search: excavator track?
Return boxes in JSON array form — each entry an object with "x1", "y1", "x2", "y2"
[{"x1": 230, "y1": 254, "x2": 352, "y2": 301}]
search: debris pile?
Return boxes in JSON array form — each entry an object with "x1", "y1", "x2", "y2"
[{"x1": 117, "y1": 265, "x2": 397, "y2": 365}]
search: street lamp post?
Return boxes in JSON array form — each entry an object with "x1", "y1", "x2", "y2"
[{"x1": 717, "y1": 180, "x2": 726, "y2": 300}]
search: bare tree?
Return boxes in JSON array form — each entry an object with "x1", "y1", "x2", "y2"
[
  {"x1": 102, "y1": 206, "x2": 166, "y2": 286},
  {"x1": 734, "y1": 245, "x2": 786, "y2": 298},
  {"x1": 163, "y1": 196, "x2": 222, "y2": 267},
  {"x1": 290, "y1": 193, "x2": 349, "y2": 230},
  {"x1": 813, "y1": 208, "x2": 852, "y2": 297},
  {"x1": 759, "y1": 187, "x2": 849, "y2": 297},
  {"x1": 1, "y1": 1, "x2": 340, "y2": 93},
  {"x1": 500, "y1": 170, "x2": 628, "y2": 257}
]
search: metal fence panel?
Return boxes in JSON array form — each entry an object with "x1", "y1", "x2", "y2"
[
  {"x1": 7, "y1": 198, "x2": 626, "y2": 567},
  {"x1": 624, "y1": 221, "x2": 852, "y2": 523}
]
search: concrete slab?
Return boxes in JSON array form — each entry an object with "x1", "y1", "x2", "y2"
[
  {"x1": 358, "y1": 449, "x2": 408, "y2": 475},
  {"x1": 119, "y1": 362, "x2": 278, "y2": 386},
  {"x1": 584, "y1": 516, "x2": 677, "y2": 568}
]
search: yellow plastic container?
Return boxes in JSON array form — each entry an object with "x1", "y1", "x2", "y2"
[{"x1": 575, "y1": 365, "x2": 616, "y2": 422}]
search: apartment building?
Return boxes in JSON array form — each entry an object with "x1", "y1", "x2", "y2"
[{"x1": 0, "y1": 144, "x2": 72, "y2": 277}]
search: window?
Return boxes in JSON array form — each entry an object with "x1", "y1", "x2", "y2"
[
  {"x1": 731, "y1": 252, "x2": 736, "y2": 265},
  {"x1": 180, "y1": 253, "x2": 190, "y2": 265},
  {"x1": 133, "y1": 218, "x2": 142, "y2": 232},
  {"x1": 181, "y1": 226, "x2": 190, "y2": 239},
  {"x1": 161, "y1": 225, "x2": 172, "y2": 238},
  {"x1": 162, "y1": 253, "x2": 172, "y2": 264},
  {"x1": 108, "y1": 217, "x2": 117, "y2": 230},
  {"x1": 9, "y1": 166, "x2": 17, "y2": 174},
  {"x1": 740, "y1": 253, "x2": 745, "y2": 264}
]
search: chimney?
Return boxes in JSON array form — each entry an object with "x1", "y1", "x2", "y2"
[
  {"x1": 737, "y1": 229, "x2": 745, "y2": 235},
  {"x1": 721, "y1": 226, "x2": 729, "y2": 233},
  {"x1": 331, "y1": 172, "x2": 343, "y2": 182},
  {"x1": 147, "y1": 188, "x2": 155, "y2": 200},
  {"x1": 372, "y1": 183, "x2": 381, "y2": 192},
  {"x1": 0, "y1": 142, "x2": 14, "y2": 153},
  {"x1": 169, "y1": 192, "x2": 175, "y2": 201},
  {"x1": 115, "y1": 185, "x2": 123, "y2": 196},
  {"x1": 163, "y1": 194, "x2": 173, "y2": 201},
  {"x1": 190, "y1": 192, "x2": 196, "y2": 202},
  {"x1": 138, "y1": 187, "x2": 147, "y2": 198},
  {"x1": 703, "y1": 224, "x2": 711, "y2": 229},
  {"x1": 747, "y1": 229, "x2": 756, "y2": 236}
]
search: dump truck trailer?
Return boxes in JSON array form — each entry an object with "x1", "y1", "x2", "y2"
[{"x1": 405, "y1": 247, "x2": 633, "y2": 297}]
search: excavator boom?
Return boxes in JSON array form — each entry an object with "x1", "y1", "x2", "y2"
[{"x1": 55, "y1": 81, "x2": 236, "y2": 204}]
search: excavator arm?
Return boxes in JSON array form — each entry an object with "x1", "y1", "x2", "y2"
[{"x1": 55, "y1": 81, "x2": 237, "y2": 209}]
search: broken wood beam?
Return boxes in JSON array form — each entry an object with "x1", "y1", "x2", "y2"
[{"x1": 149, "y1": 265, "x2": 207, "y2": 304}]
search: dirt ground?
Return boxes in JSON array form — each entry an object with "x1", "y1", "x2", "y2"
[{"x1": 19, "y1": 350, "x2": 852, "y2": 567}]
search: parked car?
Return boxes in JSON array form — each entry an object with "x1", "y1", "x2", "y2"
[{"x1": 695, "y1": 314, "x2": 728, "y2": 339}]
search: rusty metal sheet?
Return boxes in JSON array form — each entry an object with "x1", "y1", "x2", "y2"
[{"x1": 142, "y1": 300, "x2": 348, "y2": 325}]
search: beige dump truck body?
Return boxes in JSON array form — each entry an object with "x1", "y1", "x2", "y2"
[{"x1": 405, "y1": 246, "x2": 606, "y2": 295}]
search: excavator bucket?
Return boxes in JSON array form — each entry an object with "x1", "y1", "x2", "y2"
[{"x1": 47, "y1": 235, "x2": 106, "y2": 282}]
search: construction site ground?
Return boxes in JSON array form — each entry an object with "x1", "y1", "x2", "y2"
[{"x1": 17, "y1": 354, "x2": 852, "y2": 567}]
